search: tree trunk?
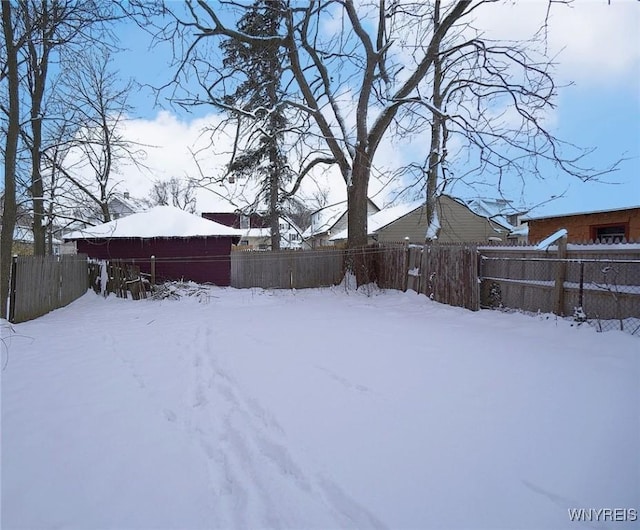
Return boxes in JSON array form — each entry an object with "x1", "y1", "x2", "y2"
[
  {"x1": 347, "y1": 148, "x2": 371, "y2": 249},
  {"x1": 100, "y1": 201, "x2": 111, "y2": 224},
  {"x1": 426, "y1": 0, "x2": 442, "y2": 240},
  {"x1": 27, "y1": 22, "x2": 50, "y2": 256},
  {"x1": 346, "y1": 160, "x2": 371, "y2": 286},
  {"x1": 1, "y1": 0, "x2": 20, "y2": 318},
  {"x1": 268, "y1": 140, "x2": 281, "y2": 251},
  {"x1": 31, "y1": 111, "x2": 46, "y2": 255}
]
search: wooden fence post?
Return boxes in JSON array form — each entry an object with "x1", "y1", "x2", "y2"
[
  {"x1": 8, "y1": 255, "x2": 18, "y2": 323},
  {"x1": 554, "y1": 236, "x2": 568, "y2": 316},
  {"x1": 151, "y1": 255, "x2": 156, "y2": 285},
  {"x1": 403, "y1": 238, "x2": 409, "y2": 292}
]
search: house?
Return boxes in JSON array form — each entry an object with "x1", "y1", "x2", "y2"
[
  {"x1": 329, "y1": 195, "x2": 512, "y2": 244},
  {"x1": 9, "y1": 225, "x2": 67, "y2": 255},
  {"x1": 524, "y1": 205, "x2": 640, "y2": 244},
  {"x1": 109, "y1": 192, "x2": 147, "y2": 220},
  {"x1": 202, "y1": 211, "x2": 303, "y2": 249},
  {"x1": 0, "y1": 196, "x2": 69, "y2": 255},
  {"x1": 64, "y1": 206, "x2": 241, "y2": 285},
  {"x1": 303, "y1": 199, "x2": 381, "y2": 248},
  {"x1": 65, "y1": 191, "x2": 147, "y2": 231},
  {"x1": 464, "y1": 197, "x2": 528, "y2": 243}
]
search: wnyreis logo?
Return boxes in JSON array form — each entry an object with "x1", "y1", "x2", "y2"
[{"x1": 568, "y1": 508, "x2": 638, "y2": 523}]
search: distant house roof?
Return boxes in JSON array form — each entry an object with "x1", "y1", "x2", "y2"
[
  {"x1": 64, "y1": 206, "x2": 242, "y2": 240},
  {"x1": 243, "y1": 228, "x2": 270, "y2": 238},
  {"x1": 523, "y1": 204, "x2": 640, "y2": 221},
  {"x1": 330, "y1": 195, "x2": 517, "y2": 242},
  {"x1": 462, "y1": 197, "x2": 523, "y2": 230},
  {"x1": 304, "y1": 198, "x2": 380, "y2": 238},
  {"x1": 13, "y1": 225, "x2": 34, "y2": 243},
  {"x1": 330, "y1": 200, "x2": 423, "y2": 241},
  {"x1": 305, "y1": 201, "x2": 349, "y2": 238},
  {"x1": 111, "y1": 193, "x2": 147, "y2": 214}
]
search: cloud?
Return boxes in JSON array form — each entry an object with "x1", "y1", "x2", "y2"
[
  {"x1": 471, "y1": 1, "x2": 640, "y2": 86},
  {"x1": 117, "y1": 111, "x2": 243, "y2": 211}
]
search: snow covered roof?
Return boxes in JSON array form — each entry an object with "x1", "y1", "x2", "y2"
[
  {"x1": 461, "y1": 197, "x2": 519, "y2": 231},
  {"x1": 63, "y1": 206, "x2": 242, "y2": 240},
  {"x1": 523, "y1": 204, "x2": 640, "y2": 221},
  {"x1": 13, "y1": 225, "x2": 34, "y2": 243},
  {"x1": 305, "y1": 201, "x2": 348, "y2": 238},
  {"x1": 330, "y1": 200, "x2": 423, "y2": 241},
  {"x1": 243, "y1": 228, "x2": 270, "y2": 238},
  {"x1": 111, "y1": 194, "x2": 147, "y2": 213},
  {"x1": 509, "y1": 224, "x2": 529, "y2": 237},
  {"x1": 10, "y1": 225, "x2": 63, "y2": 245}
]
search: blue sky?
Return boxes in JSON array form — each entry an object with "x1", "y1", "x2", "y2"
[{"x1": 98, "y1": 1, "x2": 640, "y2": 215}]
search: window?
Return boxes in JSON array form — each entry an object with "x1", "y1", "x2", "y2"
[
  {"x1": 591, "y1": 223, "x2": 628, "y2": 243},
  {"x1": 240, "y1": 215, "x2": 250, "y2": 229},
  {"x1": 507, "y1": 213, "x2": 519, "y2": 226}
]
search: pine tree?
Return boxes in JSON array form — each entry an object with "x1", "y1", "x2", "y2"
[{"x1": 221, "y1": 0, "x2": 288, "y2": 250}]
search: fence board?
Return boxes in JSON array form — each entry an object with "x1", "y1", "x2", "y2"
[
  {"x1": 412, "y1": 244, "x2": 479, "y2": 310},
  {"x1": 11, "y1": 254, "x2": 89, "y2": 323},
  {"x1": 231, "y1": 244, "x2": 480, "y2": 310},
  {"x1": 231, "y1": 248, "x2": 345, "y2": 289},
  {"x1": 479, "y1": 246, "x2": 640, "y2": 331}
]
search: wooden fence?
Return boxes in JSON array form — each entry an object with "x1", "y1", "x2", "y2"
[
  {"x1": 231, "y1": 248, "x2": 345, "y2": 289},
  {"x1": 9, "y1": 254, "x2": 89, "y2": 323},
  {"x1": 479, "y1": 244, "x2": 640, "y2": 330},
  {"x1": 88, "y1": 260, "x2": 149, "y2": 300},
  {"x1": 231, "y1": 243, "x2": 480, "y2": 310},
  {"x1": 403, "y1": 244, "x2": 480, "y2": 310}
]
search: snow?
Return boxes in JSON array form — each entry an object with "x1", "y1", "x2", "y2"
[
  {"x1": 2, "y1": 285, "x2": 639, "y2": 529},
  {"x1": 425, "y1": 208, "x2": 440, "y2": 240},
  {"x1": 63, "y1": 206, "x2": 242, "y2": 240},
  {"x1": 483, "y1": 275, "x2": 640, "y2": 295},
  {"x1": 243, "y1": 227, "x2": 271, "y2": 238},
  {"x1": 536, "y1": 228, "x2": 569, "y2": 251},
  {"x1": 330, "y1": 200, "x2": 423, "y2": 241},
  {"x1": 306, "y1": 202, "x2": 349, "y2": 238},
  {"x1": 524, "y1": 203, "x2": 640, "y2": 221}
]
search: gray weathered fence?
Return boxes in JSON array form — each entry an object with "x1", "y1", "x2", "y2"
[
  {"x1": 479, "y1": 244, "x2": 640, "y2": 332},
  {"x1": 9, "y1": 254, "x2": 89, "y2": 323},
  {"x1": 231, "y1": 243, "x2": 480, "y2": 311},
  {"x1": 231, "y1": 248, "x2": 345, "y2": 289},
  {"x1": 404, "y1": 244, "x2": 480, "y2": 310}
]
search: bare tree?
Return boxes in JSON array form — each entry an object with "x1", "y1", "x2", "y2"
[
  {"x1": 155, "y1": 0, "x2": 620, "y2": 261},
  {"x1": 147, "y1": 177, "x2": 197, "y2": 213},
  {"x1": 157, "y1": 0, "x2": 478, "y2": 251},
  {"x1": 45, "y1": 49, "x2": 145, "y2": 226},
  {"x1": 15, "y1": 0, "x2": 124, "y2": 254},
  {"x1": 0, "y1": 1, "x2": 21, "y2": 319}
]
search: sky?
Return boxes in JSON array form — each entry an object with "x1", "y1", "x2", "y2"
[{"x1": 50, "y1": 1, "x2": 640, "y2": 216}]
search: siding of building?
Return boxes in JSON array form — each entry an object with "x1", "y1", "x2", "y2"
[
  {"x1": 527, "y1": 208, "x2": 640, "y2": 244},
  {"x1": 202, "y1": 212, "x2": 268, "y2": 229},
  {"x1": 76, "y1": 237, "x2": 235, "y2": 285},
  {"x1": 376, "y1": 195, "x2": 510, "y2": 243},
  {"x1": 307, "y1": 199, "x2": 380, "y2": 247}
]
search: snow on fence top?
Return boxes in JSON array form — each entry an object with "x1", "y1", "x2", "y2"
[{"x1": 64, "y1": 206, "x2": 242, "y2": 240}]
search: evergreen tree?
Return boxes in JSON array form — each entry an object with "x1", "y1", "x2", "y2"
[{"x1": 221, "y1": 0, "x2": 288, "y2": 250}]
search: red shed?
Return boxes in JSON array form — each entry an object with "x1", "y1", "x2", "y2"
[{"x1": 64, "y1": 206, "x2": 241, "y2": 285}]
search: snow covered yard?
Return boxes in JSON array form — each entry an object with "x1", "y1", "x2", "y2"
[{"x1": 2, "y1": 284, "x2": 638, "y2": 530}]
